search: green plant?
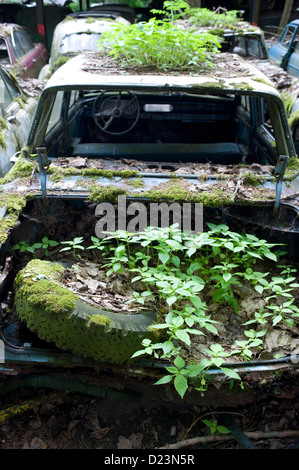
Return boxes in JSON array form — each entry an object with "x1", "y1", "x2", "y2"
[
  {"x1": 104, "y1": 244, "x2": 129, "y2": 276},
  {"x1": 57, "y1": 223, "x2": 298, "y2": 399},
  {"x1": 60, "y1": 236, "x2": 85, "y2": 260},
  {"x1": 231, "y1": 329, "x2": 267, "y2": 360},
  {"x1": 87, "y1": 236, "x2": 108, "y2": 253},
  {"x1": 265, "y1": 300, "x2": 299, "y2": 328},
  {"x1": 185, "y1": 7, "x2": 243, "y2": 29},
  {"x1": 97, "y1": 1, "x2": 221, "y2": 70},
  {"x1": 12, "y1": 240, "x2": 41, "y2": 254},
  {"x1": 36, "y1": 236, "x2": 60, "y2": 256},
  {"x1": 202, "y1": 419, "x2": 230, "y2": 436},
  {"x1": 154, "y1": 356, "x2": 195, "y2": 399},
  {"x1": 194, "y1": 344, "x2": 242, "y2": 394}
]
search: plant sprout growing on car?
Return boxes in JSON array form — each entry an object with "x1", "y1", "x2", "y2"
[
  {"x1": 97, "y1": 0, "x2": 221, "y2": 71},
  {"x1": 94, "y1": 224, "x2": 299, "y2": 398},
  {"x1": 17, "y1": 222, "x2": 299, "y2": 400},
  {"x1": 60, "y1": 236, "x2": 85, "y2": 260},
  {"x1": 12, "y1": 240, "x2": 40, "y2": 254}
]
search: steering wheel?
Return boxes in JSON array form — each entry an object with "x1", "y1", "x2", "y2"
[{"x1": 92, "y1": 91, "x2": 140, "y2": 135}]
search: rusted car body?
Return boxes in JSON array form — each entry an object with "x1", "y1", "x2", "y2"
[{"x1": 38, "y1": 10, "x2": 130, "y2": 79}]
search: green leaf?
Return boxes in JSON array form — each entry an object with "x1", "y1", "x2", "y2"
[
  {"x1": 264, "y1": 251, "x2": 277, "y2": 262},
  {"x1": 255, "y1": 285, "x2": 264, "y2": 294},
  {"x1": 112, "y1": 262, "x2": 122, "y2": 272},
  {"x1": 48, "y1": 240, "x2": 60, "y2": 247},
  {"x1": 224, "y1": 242, "x2": 234, "y2": 250},
  {"x1": 223, "y1": 273, "x2": 231, "y2": 282},
  {"x1": 155, "y1": 375, "x2": 173, "y2": 385},
  {"x1": 166, "y1": 296, "x2": 177, "y2": 306},
  {"x1": 174, "y1": 356, "x2": 185, "y2": 369},
  {"x1": 159, "y1": 252, "x2": 170, "y2": 265},
  {"x1": 171, "y1": 255, "x2": 181, "y2": 268},
  {"x1": 175, "y1": 329, "x2": 191, "y2": 346},
  {"x1": 209, "y1": 344, "x2": 223, "y2": 355},
  {"x1": 174, "y1": 374, "x2": 188, "y2": 399},
  {"x1": 167, "y1": 240, "x2": 182, "y2": 250},
  {"x1": 131, "y1": 349, "x2": 146, "y2": 358},
  {"x1": 165, "y1": 366, "x2": 179, "y2": 374},
  {"x1": 32, "y1": 243, "x2": 42, "y2": 249},
  {"x1": 220, "y1": 367, "x2": 241, "y2": 380},
  {"x1": 205, "y1": 323, "x2": 219, "y2": 335},
  {"x1": 216, "y1": 425, "x2": 231, "y2": 434}
]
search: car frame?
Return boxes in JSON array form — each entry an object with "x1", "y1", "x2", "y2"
[{"x1": 0, "y1": 52, "x2": 299, "y2": 407}]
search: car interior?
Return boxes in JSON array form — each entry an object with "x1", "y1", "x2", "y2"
[{"x1": 40, "y1": 88, "x2": 279, "y2": 167}]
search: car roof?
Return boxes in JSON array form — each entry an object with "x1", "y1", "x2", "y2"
[
  {"x1": 177, "y1": 19, "x2": 265, "y2": 37},
  {"x1": 44, "y1": 52, "x2": 281, "y2": 98},
  {"x1": 53, "y1": 14, "x2": 130, "y2": 37}
]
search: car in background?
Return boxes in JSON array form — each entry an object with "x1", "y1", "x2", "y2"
[
  {"x1": 219, "y1": 27, "x2": 269, "y2": 60},
  {"x1": 0, "y1": 23, "x2": 48, "y2": 79},
  {"x1": 81, "y1": 3, "x2": 136, "y2": 23},
  {"x1": 268, "y1": 20, "x2": 299, "y2": 77},
  {"x1": 38, "y1": 9, "x2": 130, "y2": 79},
  {"x1": 176, "y1": 18, "x2": 269, "y2": 60}
]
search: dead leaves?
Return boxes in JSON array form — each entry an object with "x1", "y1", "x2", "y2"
[{"x1": 64, "y1": 261, "x2": 137, "y2": 313}]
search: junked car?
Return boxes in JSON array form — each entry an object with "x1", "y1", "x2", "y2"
[
  {"x1": 0, "y1": 23, "x2": 48, "y2": 79},
  {"x1": 268, "y1": 20, "x2": 299, "y2": 77},
  {"x1": 0, "y1": 52, "x2": 298, "y2": 408},
  {"x1": 177, "y1": 18, "x2": 269, "y2": 61},
  {"x1": 38, "y1": 10, "x2": 130, "y2": 79},
  {"x1": 177, "y1": 10, "x2": 299, "y2": 159}
]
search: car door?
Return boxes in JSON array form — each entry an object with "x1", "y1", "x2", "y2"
[
  {"x1": 269, "y1": 23, "x2": 299, "y2": 75},
  {"x1": 0, "y1": 65, "x2": 38, "y2": 176}
]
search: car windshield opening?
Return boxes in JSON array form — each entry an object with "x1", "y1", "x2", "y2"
[{"x1": 39, "y1": 88, "x2": 279, "y2": 167}]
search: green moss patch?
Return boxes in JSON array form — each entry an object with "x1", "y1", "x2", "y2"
[
  {"x1": 89, "y1": 184, "x2": 128, "y2": 203},
  {"x1": 0, "y1": 193, "x2": 27, "y2": 244},
  {"x1": 15, "y1": 259, "x2": 77, "y2": 315},
  {"x1": 48, "y1": 165, "x2": 139, "y2": 182},
  {"x1": 0, "y1": 153, "x2": 36, "y2": 185},
  {"x1": 13, "y1": 259, "x2": 156, "y2": 364},
  {"x1": 143, "y1": 179, "x2": 234, "y2": 207}
]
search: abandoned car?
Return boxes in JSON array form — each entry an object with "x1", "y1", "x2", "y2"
[
  {"x1": 0, "y1": 52, "x2": 298, "y2": 406},
  {"x1": 0, "y1": 23, "x2": 48, "y2": 79},
  {"x1": 0, "y1": 63, "x2": 41, "y2": 177},
  {"x1": 38, "y1": 10, "x2": 130, "y2": 79},
  {"x1": 269, "y1": 19, "x2": 299, "y2": 78}
]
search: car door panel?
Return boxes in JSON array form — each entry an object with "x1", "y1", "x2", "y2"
[{"x1": 269, "y1": 23, "x2": 299, "y2": 76}]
